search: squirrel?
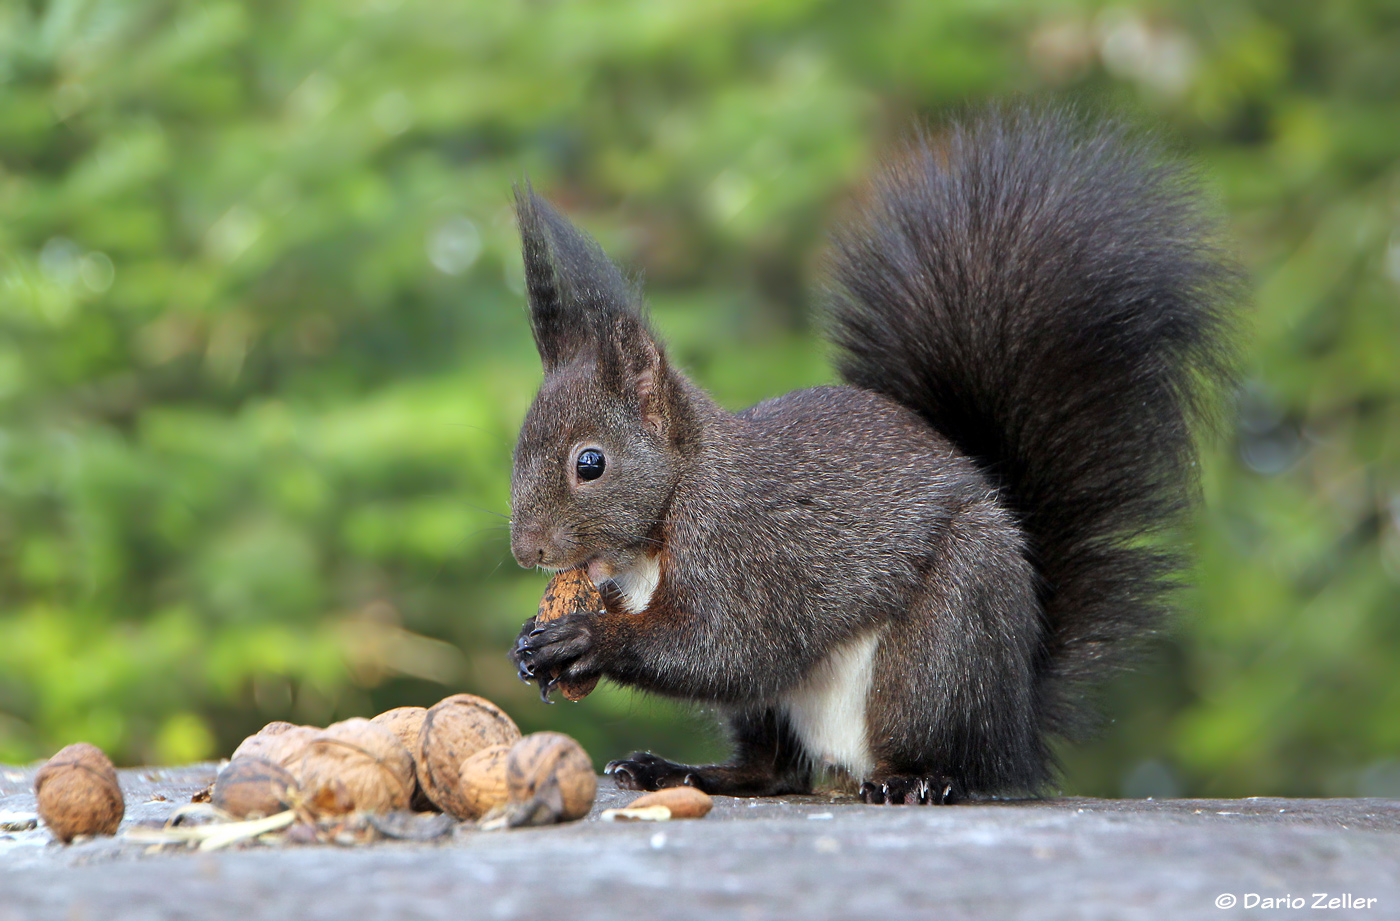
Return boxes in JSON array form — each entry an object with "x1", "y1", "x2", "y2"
[{"x1": 506, "y1": 105, "x2": 1240, "y2": 804}]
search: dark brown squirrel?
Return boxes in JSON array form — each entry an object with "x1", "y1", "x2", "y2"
[{"x1": 507, "y1": 105, "x2": 1241, "y2": 804}]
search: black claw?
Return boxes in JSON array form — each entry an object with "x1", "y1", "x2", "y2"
[
  {"x1": 509, "y1": 612, "x2": 596, "y2": 708},
  {"x1": 860, "y1": 775, "x2": 961, "y2": 806},
  {"x1": 858, "y1": 781, "x2": 886, "y2": 804}
]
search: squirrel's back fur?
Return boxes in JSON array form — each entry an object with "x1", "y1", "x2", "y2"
[{"x1": 825, "y1": 106, "x2": 1241, "y2": 741}]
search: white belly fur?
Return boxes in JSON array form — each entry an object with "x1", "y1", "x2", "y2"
[{"x1": 779, "y1": 629, "x2": 883, "y2": 780}]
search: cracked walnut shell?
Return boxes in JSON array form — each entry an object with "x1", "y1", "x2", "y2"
[{"x1": 291, "y1": 718, "x2": 415, "y2": 817}]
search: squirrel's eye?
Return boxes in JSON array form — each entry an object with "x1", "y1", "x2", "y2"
[{"x1": 575, "y1": 449, "x2": 606, "y2": 482}]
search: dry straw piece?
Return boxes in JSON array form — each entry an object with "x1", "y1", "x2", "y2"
[
  {"x1": 535, "y1": 567, "x2": 604, "y2": 701},
  {"x1": 211, "y1": 757, "x2": 300, "y2": 820},
  {"x1": 456, "y1": 743, "x2": 512, "y2": 820},
  {"x1": 291, "y1": 717, "x2": 415, "y2": 817},
  {"x1": 34, "y1": 742, "x2": 125, "y2": 843},
  {"x1": 505, "y1": 731, "x2": 596, "y2": 825},
  {"x1": 416, "y1": 694, "x2": 521, "y2": 819}
]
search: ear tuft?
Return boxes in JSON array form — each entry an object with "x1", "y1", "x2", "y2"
[
  {"x1": 514, "y1": 184, "x2": 566, "y2": 368},
  {"x1": 514, "y1": 184, "x2": 637, "y2": 370}
]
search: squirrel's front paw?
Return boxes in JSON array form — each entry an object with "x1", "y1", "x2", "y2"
[{"x1": 510, "y1": 612, "x2": 598, "y2": 702}]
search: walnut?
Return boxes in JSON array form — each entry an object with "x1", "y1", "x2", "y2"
[
  {"x1": 416, "y1": 694, "x2": 521, "y2": 819},
  {"x1": 456, "y1": 743, "x2": 512, "y2": 820},
  {"x1": 504, "y1": 732, "x2": 596, "y2": 825},
  {"x1": 230, "y1": 722, "x2": 318, "y2": 768},
  {"x1": 370, "y1": 706, "x2": 432, "y2": 810},
  {"x1": 211, "y1": 757, "x2": 299, "y2": 819},
  {"x1": 290, "y1": 718, "x2": 415, "y2": 817},
  {"x1": 369, "y1": 707, "x2": 426, "y2": 753},
  {"x1": 34, "y1": 743, "x2": 124, "y2": 843}
]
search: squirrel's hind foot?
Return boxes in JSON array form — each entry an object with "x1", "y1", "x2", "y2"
[
  {"x1": 606, "y1": 751, "x2": 812, "y2": 797},
  {"x1": 859, "y1": 774, "x2": 963, "y2": 805},
  {"x1": 605, "y1": 752, "x2": 703, "y2": 791}
]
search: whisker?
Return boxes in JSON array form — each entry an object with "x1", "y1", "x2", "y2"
[{"x1": 459, "y1": 501, "x2": 511, "y2": 521}]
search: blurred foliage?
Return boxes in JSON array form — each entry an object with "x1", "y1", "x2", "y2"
[{"x1": 0, "y1": 0, "x2": 1397, "y2": 798}]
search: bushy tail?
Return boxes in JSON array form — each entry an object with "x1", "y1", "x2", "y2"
[{"x1": 825, "y1": 105, "x2": 1241, "y2": 738}]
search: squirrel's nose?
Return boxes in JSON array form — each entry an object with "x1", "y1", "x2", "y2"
[{"x1": 510, "y1": 522, "x2": 550, "y2": 569}]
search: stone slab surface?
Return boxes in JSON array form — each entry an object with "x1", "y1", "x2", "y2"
[{"x1": 2, "y1": 763, "x2": 1397, "y2": 920}]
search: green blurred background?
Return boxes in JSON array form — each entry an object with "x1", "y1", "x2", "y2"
[{"x1": 1, "y1": 0, "x2": 1397, "y2": 798}]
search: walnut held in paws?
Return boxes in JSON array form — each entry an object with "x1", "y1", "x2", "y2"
[
  {"x1": 416, "y1": 694, "x2": 522, "y2": 819},
  {"x1": 212, "y1": 757, "x2": 299, "y2": 819},
  {"x1": 34, "y1": 743, "x2": 125, "y2": 843},
  {"x1": 535, "y1": 567, "x2": 604, "y2": 701}
]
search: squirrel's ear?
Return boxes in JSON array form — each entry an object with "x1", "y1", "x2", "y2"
[
  {"x1": 599, "y1": 313, "x2": 686, "y2": 442},
  {"x1": 514, "y1": 185, "x2": 635, "y2": 371}
]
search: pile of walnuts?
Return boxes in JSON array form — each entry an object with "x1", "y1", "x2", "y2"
[
  {"x1": 34, "y1": 693, "x2": 597, "y2": 844},
  {"x1": 212, "y1": 694, "x2": 595, "y2": 826}
]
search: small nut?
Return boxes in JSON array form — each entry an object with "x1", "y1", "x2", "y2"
[
  {"x1": 291, "y1": 718, "x2": 414, "y2": 817},
  {"x1": 627, "y1": 786, "x2": 713, "y2": 819},
  {"x1": 536, "y1": 568, "x2": 603, "y2": 701},
  {"x1": 369, "y1": 707, "x2": 427, "y2": 753},
  {"x1": 371, "y1": 707, "x2": 432, "y2": 810},
  {"x1": 34, "y1": 743, "x2": 124, "y2": 843},
  {"x1": 212, "y1": 757, "x2": 299, "y2": 819},
  {"x1": 505, "y1": 732, "x2": 596, "y2": 825},
  {"x1": 230, "y1": 723, "x2": 318, "y2": 768},
  {"x1": 456, "y1": 744, "x2": 512, "y2": 820},
  {"x1": 416, "y1": 694, "x2": 521, "y2": 819}
]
